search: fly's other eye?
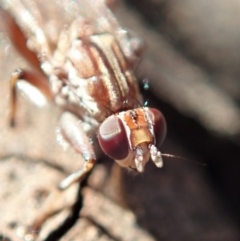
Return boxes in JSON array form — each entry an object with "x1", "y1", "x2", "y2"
[
  {"x1": 98, "y1": 116, "x2": 129, "y2": 160},
  {"x1": 148, "y1": 108, "x2": 167, "y2": 146}
]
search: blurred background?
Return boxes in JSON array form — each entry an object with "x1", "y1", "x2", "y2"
[{"x1": 1, "y1": 0, "x2": 240, "y2": 240}]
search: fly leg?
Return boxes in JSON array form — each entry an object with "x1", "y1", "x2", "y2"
[
  {"x1": 58, "y1": 111, "x2": 97, "y2": 190},
  {"x1": 1, "y1": 6, "x2": 52, "y2": 126},
  {"x1": 9, "y1": 69, "x2": 52, "y2": 126},
  {"x1": 18, "y1": 112, "x2": 97, "y2": 240}
]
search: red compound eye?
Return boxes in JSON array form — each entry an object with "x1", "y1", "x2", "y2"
[
  {"x1": 148, "y1": 108, "x2": 167, "y2": 146},
  {"x1": 98, "y1": 116, "x2": 129, "y2": 160}
]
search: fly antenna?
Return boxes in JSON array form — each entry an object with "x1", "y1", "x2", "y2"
[{"x1": 161, "y1": 153, "x2": 207, "y2": 166}]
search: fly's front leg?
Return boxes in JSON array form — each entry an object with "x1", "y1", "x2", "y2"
[
  {"x1": 17, "y1": 112, "x2": 97, "y2": 240},
  {"x1": 58, "y1": 111, "x2": 97, "y2": 190},
  {"x1": 9, "y1": 69, "x2": 52, "y2": 126}
]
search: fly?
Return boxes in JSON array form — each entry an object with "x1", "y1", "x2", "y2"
[{"x1": 0, "y1": 0, "x2": 167, "y2": 239}]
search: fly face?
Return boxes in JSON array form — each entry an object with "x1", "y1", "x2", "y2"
[{"x1": 98, "y1": 107, "x2": 167, "y2": 172}]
